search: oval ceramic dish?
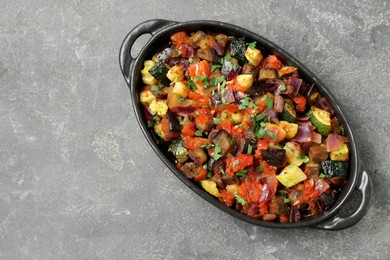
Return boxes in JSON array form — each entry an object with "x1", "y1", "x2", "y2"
[{"x1": 119, "y1": 19, "x2": 372, "y2": 230}]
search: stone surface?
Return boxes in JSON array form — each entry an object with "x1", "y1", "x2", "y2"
[{"x1": 1, "y1": 0, "x2": 389, "y2": 259}]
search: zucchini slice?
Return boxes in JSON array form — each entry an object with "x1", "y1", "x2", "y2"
[
  {"x1": 148, "y1": 62, "x2": 170, "y2": 85},
  {"x1": 276, "y1": 164, "x2": 307, "y2": 188},
  {"x1": 308, "y1": 106, "x2": 331, "y2": 136},
  {"x1": 280, "y1": 103, "x2": 297, "y2": 123},
  {"x1": 321, "y1": 160, "x2": 348, "y2": 178}
]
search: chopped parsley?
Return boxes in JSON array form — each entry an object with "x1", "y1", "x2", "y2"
[
  {"x1": 247, "y1": 144, "x2": 253, "y2": 154},
  {"x1": 234, "y1": 192, "x2": 248, "y2": 205},
  {"x1": 231, "y1": 137, "x2": 237, "y2": 146},
  {"x1": 197, "y1": 75, "x2": 209, "y2": 88},
  {"x1": 213, "y1": 144, "x2": 222, "y2": 160},
  {"x1": 319, "y1": 173, "x2": 327, "y2": 179},
  {"x1": 283, "y1": 198, "x2": 291, "y2": 203},
  {"x1": 279, "y1": 190, "x2": 288, "y2": 195},
  {"x1": 213, "y1": 118, "x2": 222, "y2": 125},
  {"x1": 210, "y1": 75, "x2": 225, "y2": 85},
  {"x1": 278, "y1": 83, "x2": 287, "y2": 92},
  {"x1": 256, "y1": 166, "x2": 264, "y2": 172},
  {"x1": 265, "y1": 130, "x2": 278, "y2": 140},
  {"x1": 238, "y1": 96, "x2": 257, "y2": 110},
  {"x1": 211, "y1": 64, "x2": 221, "y2": 72},
  {"x1": 179, "y1": 120, "x2": 185, "y2": 125},
  {"x1": 255, "y1": 128, "x2": 266, "y2": 138},
  {"x1": 153, "y1": 115, "x2": 161, "y2": 121},
  {"x1": 202, "y1": 164, "x2": 208, "y2": 169},
  {"x1": 232, "y1": 160, "x2": 240, "y2": 167},
  {"x1": 195, "y1": 130, "x2": 203, "y2": 137},
  {"x1": 150, "y1": 85, "x2": 159, "y2": 92},
  {"x1": 207, "y1": 172, "x2": 213, "y2": 178},
  {"x1": 266, "y1": 96, "x2": 274, "y2": 109},
  {"x1": 187, "y1": 78, "x2": 198, "y2": 90},
  {"x1": 247, "y1": 41, "x2": 256, "y2": 49},
  {"x1": 200, "y1": 143, "x2": 214, "y2": 149},
  {"x1": 236, "y1": 170, "x2": 248, "y2": 179},
  {"x1": 231, "y1": 63, "x2": 239, "y2": 71},
  {"x1": 219, "y1": 166, "x2": 225, "y2": 175},
  {"x1": 173, "y1": 50, "x2": 182, "y2": 56},
  {"x1": 147, "y1": 120, "x2": 154, "y2": 127},
  {"x1": 194, "y1": 110, "x2": 200, "y2": 115},
  {"x1": 188, "y1": 57, "x2": 195, "y2": 64}
]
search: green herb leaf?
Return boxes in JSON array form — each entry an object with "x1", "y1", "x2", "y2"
[
  {"x1": 247, "y1": 41, "x2": 256, "y2": 49},
  {"x1": 231, "y1": 137, "x2": 237, "y2": 146},
  {"x1": 236, "y1": 170, "x2": 248, "y2": 178},
  {"x1": 207, "y1": 172, "x2": 213, "y2": 178},
  {"x1": 222, "y1": 111, "x2": 227, "y2": 119},
  {"x1": 198, "y1": 75, "x2": 209, "y2": 88},
  {"x1": 234, "y1": 192, "x2": 248, "y2": 205},
  {"x1": 247, "y1": 144, "x2": 253, "y2": 154},
  {"x1": 224, "y1": 54, "x2": 232, "y2": 61},
  {"x1": 188, "y1": 78, "x2": 198, "y2": 90},
  {"x1": 211, "y1": 64, "x2": 221, "y2": 72},
  {"x1": 179, "y1": 120, "x2": 185, "y2": 125},
  {"x1": 219, "y1": 166, "x2": 225, "y2": 175},
  {"x1": 256, "y1": 128, "x2": 266, "y2": 138},
  {"x1": 213, "y1": 118, "x2": 222, "y2": 125},
  {"x1": 195, "y1": 130, "x2": 203, "y2": 137},
  {"x1": 255, "y1": 113, "x2": 266, "y2": 121},
  {"x1": 173, "y1": 50, "x2": 182, "y2": 56},
  {"x1": 279, "y1": 190, "x2": 288, "y2": 195},
  {"x1": 188, "y1": 58, "x2": 195, "y2": 64},
  {"x1": 147, "y1": 120, "x2": 155, "y2": 128},
  {"x1": 153, "y1": 116, "x2": 161, "y2": 121},
  {"x1": 266, "y1": 96, "x2": 274, "y2": 109},
  {"x1": 319, "y1": 173, "x2": 327, "y2": 179},
  {"x1": 232, "y1": 63, "x2": 239, "y2": 71},
  {"x1": 213, "y1": 144, "x2": 222, "y2": 160},
  {"x1": 194, "y1": 110, "x2": 200, "y2": 115},
  {"x1": 210, "y1": 75, "x2": 225, "y2": 85},
  {"x1": 284, "y1": 198, "x2": 291, "y2": 203},
  {"x1": 150, "y1": 110, "x2": 157, "y2": 116},
  {"x1": 265, "y1": 130, "x2": 277, "y2": 140},
  {"x1": 278, "y1": 83, "x2": 286, "y2": 92},
  {"x1": 256, "y1": 166, "x2": 264, "y2": 172},
  {"x1": 150, "y1": 85, "x2": 159, "y2": 92}
]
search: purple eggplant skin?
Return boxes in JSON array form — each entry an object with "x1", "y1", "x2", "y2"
[
  {"x1": 167, "y1": 111, "x2": 182, "y2": 132},
  {"x1": 261, "y1": 147, "x2": 286, "y2": 167}
]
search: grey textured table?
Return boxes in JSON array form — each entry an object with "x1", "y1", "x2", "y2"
[{"x1": 1, "y1": 0, "x2": 389, "y2": 259}]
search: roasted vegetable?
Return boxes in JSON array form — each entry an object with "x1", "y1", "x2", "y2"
[
  {"x1": 200, "y1": 179, "x2": 220, "y2": 197},
  {"x1": 262, "y1": 147, "x2": 287, "y2": 167},
  {"x1": 245, "y1": 47, "x2": 263, "y2": 67},
  {"x1": 284, "y1": 142, "x2": 306, "y2": 166},
  {"x1": 141, "y1": 60, "x2": 158, "y2": 85},
  {"x1": 330, "y1": 144, "x2": 349, "y2": 161},
  {"x1": 230, "y1": 38, "x2": 247, "y2": 65},
  {"x1": 167, "y1": 111, "x2": 182, "y2": 132},
  {"x1": 148, "y1": 62, "x2": 170, "y2": 85},
  {"x1": 280, "y1": 103, "x2": 296, "y2": 123},
  {"x1": 309, "y1": 144, "x2": 328, "y2": 163},
  {"x1": 258, "y1": 68, "x2": 277, "y2": 82},
  {"x1": 321, "y1": 160, "x2": 348, "y2": 178},
  {"x1": 276, "y1": 164, "x2": 307, "y2": 188},
  {"x1": 308, "y1": 106, "x2": 331, "y2": 136},
  {"x1": 169, "y1": 140, "x2": 189, "y2": 163}
]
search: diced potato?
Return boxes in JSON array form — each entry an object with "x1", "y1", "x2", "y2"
[
  {"x1": 166, "y1": 65, "x2": 184, "y2": 83},
  {"x1": 141, "y1": 60, "x2": 158, "y2": 85},
  {"x1": 278, "y1": 121, "x2": 299, "y2": 139},
  {"x1": 140, "y1": 89, "x2": 156, "y2": 106},
  {"x1": 245, "y1": 47, "x2": 263, "y2": 67},
  {"x1": 149, "y1": 99, "x2": 168, "y2": 117},
  {"x1": 276, "y1": 164, "x2": 307, "y2": 188},
  {"x1": 284, "y1": 142, "x2": 305, "y2": 166},
  {"x1": 330, "y1": 144, "x2": 349, "y2": 161},
  {"x1": 172, "y1": 82, "x2": 189, "y2": 98},
  {"x1": 236, "y1": 74, "x2": 254, "y2": 91},
  {"x1": 167, "y1": 85, "x2": 181, "y2": 109},
  {"x1": 226, "y1": 184, "x2": 238, "y2": 194},
  {"x1": 231, "y1": 112, "x2": 243, "y2": 124},
  {"x1": 200, "y1": 179, "x2": 220, "y2": 197}
]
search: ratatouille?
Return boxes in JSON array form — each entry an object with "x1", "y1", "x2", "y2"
[{"x1": 139, "y1": 30, "x2": 349, "y2": 223}]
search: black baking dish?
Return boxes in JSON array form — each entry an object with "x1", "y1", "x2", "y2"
[{"x1": 119, "y1": 19, "x2": 372, "y2": 230}]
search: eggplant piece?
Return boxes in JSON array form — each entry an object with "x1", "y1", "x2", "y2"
[
  {"x1": 258, "y1": 68, "x2": 277, "y2": 82},
  {"x1": 261, "y1": 147, "x2": 286, "y2": 167},
  {"x1": 269, "y1": 196, "x2": 289, "y2": 216},
  {"x1": 212, "y1": 130, "x2": 232, "y2": 156},
  {"x1": 215, "y1": 33, "x2": 228, "y2": 49},
  {"x1": 148, "y1": 62, "x2": 170, "y2": 85},
  {"x1": 167, "y1": 111, "x2": 182, "y2": 132},
  {"x1": 318, "y1": 191, "x2": 336, "y2": 210},
  {"x1": 157, "y1": 48, "x2": 173, "y2": 63},
  {"x1": 230, "y1": 38, "x2": 247, "y2": 65},
  {"x1": 197, "y1": 49, "x2": 214, "y2": 62},
  {"x1": 181, "y1": 162, "x2": 197, "y2": 179},
  {"x1": 187, "y1": 31, "x2": 206, "y2": 47},
  {"x1": 242, "y1": 63, "x2": 258, "y2": 78},
  {"x1": 210, "y1": 91, "x2": 222, "y2": 107},
  {"x1": 309, "y1": 144, "x2": 328, "y2": 163},
  {"x1": 189, "y1": 148, "x2": 208, "y2": 167}
]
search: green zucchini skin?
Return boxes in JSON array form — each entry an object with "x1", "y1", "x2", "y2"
[
  {"x1": 321, "y1": 160, "x2": 348, "y2": 178},
  {"x1": 149, "y1": 62, "x2": 170, "y2": 85},
  {"x1": 280, "y1": 103, "x2": 297, "y2": 123},
  {"x1": 230, "y1": 38, "x2": 247, "y2": 65}
]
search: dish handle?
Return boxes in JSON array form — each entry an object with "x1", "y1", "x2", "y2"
[
  {"x1": 119, "y1": 19, "x2": 177, "y2": 83},
  {"x1": 314, "y1": 162, "x2": 372, "y2": 230}
]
